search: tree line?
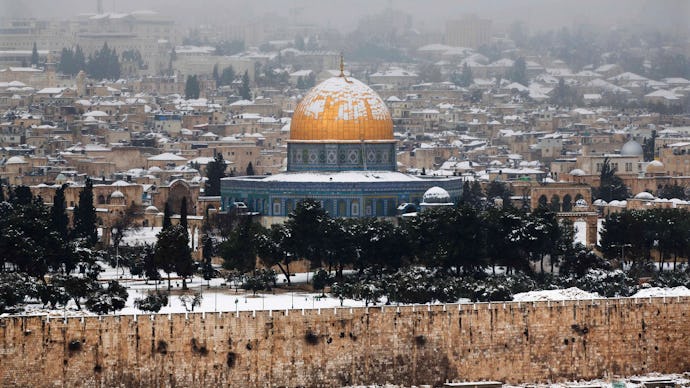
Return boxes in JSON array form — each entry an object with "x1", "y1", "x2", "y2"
[{"x1": 0, "y1": 180, "x2": 127, "y2": 314}]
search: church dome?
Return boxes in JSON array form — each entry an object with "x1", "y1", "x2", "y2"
[
  {"x1": 621, "y1": 140, "x2": 643, "y2": 156},
  {"x1": 290, "y1": 76, "x2": 393, "y2": 142}
]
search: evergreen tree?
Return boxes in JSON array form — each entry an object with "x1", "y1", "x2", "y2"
[
  {"x1": 0, "y1": 184, "x2": 4, "y2": 202},
  {"x1": 486, "y1": 180, "x2": 513, "y2": 208},
  {"x1": 73, "y1": 178, "x2": 98, "y2": 246},
  {"x1": 642, "y1": 130, "x2": 657, "y2": 162},
  {"x1": 59, "y1": 47, "x2": 73, "y2": 74},
  {"x1": 201, "y1": 234, "x2": 216, "y2": 282},
  {"x1": 219, "y1": 66, "x2": 235, "y2": 86},
  {"x1": 240, "y1": 70, "x2": 251, "y2": 100},
  {"x1": 204, "y1": 153, "x2": 227, "y2": 196},
  {"x1": 456, "y1": 63, "x2": 473, "y2": 87},
  {"x1": 245, "y1": 161, "x2": 255, "y2": 176},
  {"x1": 220, "y1": 215, "x2": 260, "y2": 273},
  {"x1": 51, "y1": 184, "x2": 69, "y2": 239},
  {"x1": 508, "y1": 57, "x2": 527, "y2": 85},
  {"x1": 86, "y1": 42, "x2": 120, "y2": 80},
  {"x1": 31, "y1": 42, "x2": 39, "y2": 66},
  {"x1": 461, "y1": 180, "x2": 484, "y2": 209},
  {"x1": 155, "y1": 224, "x2": 193, "y2": 289},
  {"x1": 180, "y1": 197, "x2": 188, "y2": 231},
  {"x1": 212, "y1": 64, "x2": 219, "y2": 84},
  {"x1": 594, "y1": 157, "x2": 630, "y2": 202},
  {"x1": 163, "y1": 202, "x2": 172, "y2": 230},
  {"x1": 74, "y1": 45, "x2": 86, "y2": 74},
  {"x1": 185, "y1": 74, "x2": 200, "y2": 99}
]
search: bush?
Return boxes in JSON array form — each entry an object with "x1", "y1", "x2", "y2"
[
  {"x1": 241, "y1": 269, "x2": 276, "y2": 295},
  {"x1": 561, "y1": 269, "x2": 637, "y2": 297},
  {"x1": 134, "y1": 292, "x2": 168, "y2": 312}
]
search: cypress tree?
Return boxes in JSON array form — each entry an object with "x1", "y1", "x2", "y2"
[
  {"x1": 240, "y1": 70, "x2": 251, "y2": 100},
  {"x1": 31, "y1": 42, "x2": 39, "y2": 66},
  {"x1": 51, "y1": 184, "x2": 69, "y2": 239},
  {"x1": 180, "y1": 197, "x2": 188, "y2": 232},
  {"x1": 163, "y1": 202, "x2": 172, "y2": 230},
  {"x1": 204, "y1": 153, "x2": 227, "y2": 196},
  {"x1": 73, "y1": 178, "x2": 97, "y2": 245}
]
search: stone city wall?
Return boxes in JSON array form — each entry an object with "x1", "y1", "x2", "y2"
[{"x1": 1, "y1": 297, "x2": 689, "y2": 387}]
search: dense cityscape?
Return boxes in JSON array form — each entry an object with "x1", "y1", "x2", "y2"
[{"x1": 0, "y1": 1, "x2": 689, "y2": 386}]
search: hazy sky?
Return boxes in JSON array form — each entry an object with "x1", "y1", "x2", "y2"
[{"x1": 1, "y1": 0, "x2": 688, "y2": 35}]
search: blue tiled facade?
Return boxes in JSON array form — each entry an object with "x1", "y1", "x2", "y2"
[
  {"x1": 287, "y1": 142, "x2": 397, "y2": 172},
  {"x1": 220, "y1": 175, "x2": 464, "y2": 218}
]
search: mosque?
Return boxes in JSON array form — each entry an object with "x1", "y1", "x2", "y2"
[{"x1": 220, "y1": 63, "x2": 463, "y2": 224}]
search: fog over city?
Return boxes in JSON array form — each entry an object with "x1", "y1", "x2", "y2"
[{"x1": 2, "y1": 0, "x2": 688, "y2": 34}]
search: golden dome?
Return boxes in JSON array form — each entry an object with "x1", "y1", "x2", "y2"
[{"x1": 290, "y1": 76, "x2": 393, "y2": 141}]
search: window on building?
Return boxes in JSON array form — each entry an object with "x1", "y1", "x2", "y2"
[
  {"x1": 351, "y1": 202, "x2": 359, "y2": 216},
  {"x1": 273, "y1": 202, "x2": 281, "y2": 215}
]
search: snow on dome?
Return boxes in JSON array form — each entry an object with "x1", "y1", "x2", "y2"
[
  {"x1": 620, "y1": 139, "x2": 643, "y2": 156},
  {"x1": 148, "y1": 166, "x2": 163, "y2": 172},
  {"x1": 593, "y1": 199, "x2": 607, "y2": 206},
  {"x1": 422, "y1": 186, "x2": 451, "y2": 204},
  {"x1": 645, "y1": 160, "x2": 665, "y2": 174},
  {"x1": 569, "y1": 168, "x2": 586, "y2": 176},
  {"x1": 145, "y1": 205, "x2": 159, "y2": 214},
  {"x1": 542, "y1": 177, "x2": 556, "y2": 183},
  {"x1": 5, "y1": 155, "x2": 27, "y2": 164},
  {"x1": 290, "y1": 75, "x2": 393, "y2": 142},
  {"x1": 634, "y1": 191, "x2": 655, "y2": 200},
  {"x1": 512, "y1": 287, "x2": 600, "y2": 301},
  {"x1": 110, "y1": 190, "x2": 124, "y2": 198},
  {"x1": 111, "y1": 180, "x2": 130, "y2": 186}
]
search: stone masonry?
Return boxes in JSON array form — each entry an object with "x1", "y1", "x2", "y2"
[{"x1": 0, "y1": 297, "x2": 689, "y2": 387}]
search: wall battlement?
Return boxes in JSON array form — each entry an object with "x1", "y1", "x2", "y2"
[{"x1": 1, "y1": 297, "x2": 689, "y2": 387}]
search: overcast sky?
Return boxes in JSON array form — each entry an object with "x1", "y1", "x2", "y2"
[{"x1": 1, "y1": 0, "x2": 688, "y2": 35}]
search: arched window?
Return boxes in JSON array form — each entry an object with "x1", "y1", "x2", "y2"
[
  {"x1": 97, "y1": 194, "x2": 106, "y2": 205},
  {"x1": 538, "y1": 195, "x2": 548, "y2": 208},
  {"x1": 550, "y1": 194, "x2": 561, "y2": 212}
]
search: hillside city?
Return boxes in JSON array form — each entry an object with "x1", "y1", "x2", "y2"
[{"x1": 0, "y1": 6, "x2": 690, "y2": 315}]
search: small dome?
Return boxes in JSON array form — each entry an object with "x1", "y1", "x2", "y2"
[
  {"x1": 145, "y1": 205, "x2": 159, "y2": 213},
  {"x1": 55, "y1": 173, "x2": 67, "y2": 183},
  {"x1": 110, "y1": 190, "x2": 124, "y2": 198},
  {"x1": 148, "y1": 166, "x2": 163, "y2": 172},
  {"x1": 634, "y1": 191, "x2": 655, "y2": 200},
  {"x1": 593, "y1": 199, "x2": 607, "y2": 206},
  {"x1": 111, "y1": 180, "x2": 130, "y2": 186},
  {"x1": 569, "y1": 168, "x2": 586, "y2": 176},
  {"x1": 645, "y1": 160, "x2": 665, "y2": 174},
  {"x1": 422, "y1": 186, "x2": 451, "y2": 204},
  {"x1": 6, "y1": 155, "x2": 27, "y2": 164},
  {"x1": 621, "y1": 140, "x2": 643, "y2": 156}
]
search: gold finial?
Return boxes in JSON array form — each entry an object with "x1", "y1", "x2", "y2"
[{"x1": 339, "y1": 53, "x2": 345, "y2": 77}]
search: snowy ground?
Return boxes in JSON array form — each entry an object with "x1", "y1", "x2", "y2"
[
  {"x1": 345, "y1": 372, "x2": 690, "y2": 387},
  {"x1": 5, "y1": 259, "x2": 688, "y2": 318}
]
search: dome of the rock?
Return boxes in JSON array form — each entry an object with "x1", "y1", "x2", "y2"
[{"x1": 290, "y1": 76, "x2": 393, "y2": 142}]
